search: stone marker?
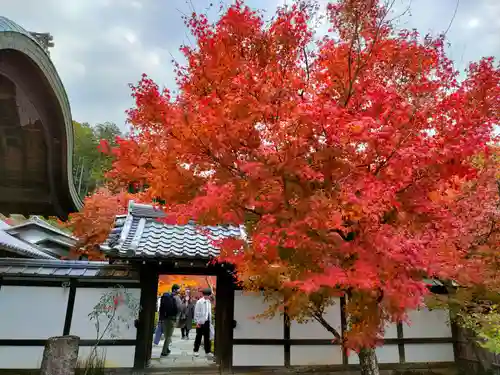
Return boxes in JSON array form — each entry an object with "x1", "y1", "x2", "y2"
[{"x1": 40, "y1": 335, "x2": 80, "y2": 375}]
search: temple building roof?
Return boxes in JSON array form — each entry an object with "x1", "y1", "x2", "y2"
[
  {"x1": 0, "y1": 220, "x2": 56, "y2": 260},
  {"x1": 100, "y1": 201, "x2": 245, "y2": 260}
]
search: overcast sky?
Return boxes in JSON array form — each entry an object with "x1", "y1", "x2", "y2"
[{"x1": 2, "y1": 0, "x2": 499, "y2": 130}]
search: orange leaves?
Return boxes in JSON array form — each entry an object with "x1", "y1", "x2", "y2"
[
  {"x1": 158, "y1": 275, "x2": 215, "y2": 296},
  {"x1": 65, "y1": 188, "x2": 134, "y2": 259}
]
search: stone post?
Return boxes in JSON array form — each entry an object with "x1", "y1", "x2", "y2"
[{"x1": 40, "y1": 335, "x2": 80, "y2": 375}]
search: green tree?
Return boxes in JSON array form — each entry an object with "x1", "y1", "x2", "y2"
[{"x1": 72, "y1": 121, "x2": 122, "y2": 198}]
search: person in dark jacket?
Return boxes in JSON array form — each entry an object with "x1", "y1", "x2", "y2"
[
  {"x1": 179, "y1": 295, "x2": 196, "y2": 339},
  {"x1": 158, "y1": 284, "x2": 182, "y2": 357}
]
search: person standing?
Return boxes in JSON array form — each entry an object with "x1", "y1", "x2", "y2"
[
  {"x1": 193, "y1": 288, "x2": 213, "y2": 358},
  {"x1": 179, "y1": 295, "x2": 195, "y2": 340},
  {"x1": 158, "y1": 284, "x2": 182, "y2": 357}
]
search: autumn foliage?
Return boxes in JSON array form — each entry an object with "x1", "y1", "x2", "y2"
[
  {"x1": 72, "y1": 0, "x2": 499, "y2": 363},
  {"x1": 158, "y1": 275, "x2": 215, "y2": 296},
  {"x1": 66, "y1": 188, "x2": 133, "y2": 259}
]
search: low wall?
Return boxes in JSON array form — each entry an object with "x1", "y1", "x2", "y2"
[
  {"x1": 0, "y1": 260, "x2": 457, "y2": 372},
  {"x1": 0, "y1": 260, "x2": 141, "y2": 370},
  {"x1": 0, "y1": 283, "x2": 140, "y2": 369},
  {"x1": 232, "y1": 291, "x2": 456, "y2": 369}
]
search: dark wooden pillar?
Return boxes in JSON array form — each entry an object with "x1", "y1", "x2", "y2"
[
  {"x1": 134, "y1": 263, "x2": 158, "y2": 369},
  {"x1": 215, "y1": 265, "x2": 235, "y2": 371}
]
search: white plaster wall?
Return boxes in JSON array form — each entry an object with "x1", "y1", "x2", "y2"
[
  {"x1": 233, "y1": 345, "x2": 284, "y2": 366},
  {"x1": 383, "y1": 322, "x2": 398, "y2": 339},
  {"x1": 0, "y1": 285, "x2": 68, "y2": 339},
  {"x1": 290, "y1": 298, "x2": 341, "y2": 339},
  {"x1": 291, "y1": 345, "x2": 343, "y2": 365},
  {"x1": 233, "y1": 291, "x2": 283, "y2": 339},
  {"x1": 348, "y1": 345, "x2": 400, "y2": 364},
  {"x1": 404, "y1": 307, "x2": 452, "y2": 338},
  {"x1": 405, "y1": 343, "x2": 454, "y2": 363},
  {"x1": 77, "y1": 346, "x2": 136, "y2": 368},
  {"x1": 231, "y1": 293, "x2": 454, "y2": 367},
  {"x1": 70, "y1": 287, "x2": 141, "y2": 340},
  {"x1": 0, "y1": 346, "x2": 44, "y2": 369}
]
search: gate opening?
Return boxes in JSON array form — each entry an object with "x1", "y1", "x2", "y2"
[{"x1": 149, "y1": 274, "x2": 218, "y2": 369}]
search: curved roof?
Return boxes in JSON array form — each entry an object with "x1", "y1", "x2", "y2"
[
  {"x1": 0, "y1": 16, "x2": 44, "y2": 48},
  {"x1": 0, "y1": 16, "x2": 83, "y2": 217}
]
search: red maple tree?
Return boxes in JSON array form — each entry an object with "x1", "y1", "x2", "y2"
[{"x1": 70, "y1": 0, "x2": 499, "y2": 373}]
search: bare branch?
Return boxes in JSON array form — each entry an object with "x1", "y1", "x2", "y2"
[{"x1": 443, "y1": 0, "x2": 460, "y2": 37}]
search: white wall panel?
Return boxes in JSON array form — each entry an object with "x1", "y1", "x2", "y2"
[
  {"x1": 348, "y1": 345, "x2": 400, "y2": 364},
  {"x1": 233, "y1": 345, "x2": 284, "y2": 366},
  {"x1": 0, "y1": 286, "x2": 68, "y2": 339},
  {"x1": 70, "y1": 287, "x2": 141, "y2": 340},
  {"x1": 290, "y1": 298, "x2": 341, "y2": 339},
  {"x1": 405, "y1": 343, "x2": 454, "y2": 363},
  {"x1": 233, "y1": 291, "x2": 283, "y2": 339},
  {"x1": 404, "y1": 308, "x2": 452, "y2": 339},
  {"x1": 383, "y1": 322, "x2": 398, "y2": 339},
  {"x1": 0, "y1": 346, "x2": 44, "y2": 368},
  {"x1": 77, "y1": 346, "x2": 136, "y2": 368},
  {"x1": 290, "y1": 345, "x2": 343, "y2": 366}
]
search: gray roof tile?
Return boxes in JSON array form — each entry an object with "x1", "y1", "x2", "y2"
[
  {"x1": 101, "y1": 201, "x2": 244, "y2": 259},
  {"x1": 0, "y1": 258, "x2": 139, "y2": 280}
]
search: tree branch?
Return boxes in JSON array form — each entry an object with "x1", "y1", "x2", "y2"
[{"x1": 312, "y1": 310, "x2": 342, "y2": 341}]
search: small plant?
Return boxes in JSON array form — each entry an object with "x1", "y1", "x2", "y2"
[
  {"x1": 89, "y1": 285, "x2": 141, "y2": 341},
  {"x1": 82, "y1": 285, "x2": 141, "y2": 375},
  {"x1": 77, "y1": 350, "x2": 106, "y2": 375}
]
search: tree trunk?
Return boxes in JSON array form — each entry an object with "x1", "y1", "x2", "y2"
[
  {"x1": 359, "y1": 347, "x2": 380, "y2": 375},
  {"x1": 40, "y1": 335, "x2": 80, "y2": 375}
]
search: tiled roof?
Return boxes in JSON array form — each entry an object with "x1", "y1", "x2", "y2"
[
  {"x1": 0, "y1": 258, "x2": 139, "y2": 280},
  {"x1": 101, "y1": 201, "x2": 245, "y2": 260},
  {"x1": 0, "y1": 220, "x2": 57, "y2": 260}
]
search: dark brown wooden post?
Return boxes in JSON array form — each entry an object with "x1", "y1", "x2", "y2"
[
  {"x1": 133, "y1": 262, "x2": 158, "y2": 369},
  {"x1": 215, "y1": 265, "x2": 235, "y2": 371},
  {"x1": 340, "y1": 296, "x2": 349, "y2": 365}
]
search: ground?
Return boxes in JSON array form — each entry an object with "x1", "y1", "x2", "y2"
[{"x1": 150, "y1": 327, "x2": 216, "y2": 368}]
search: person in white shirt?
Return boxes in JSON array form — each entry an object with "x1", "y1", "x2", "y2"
[{"x1": 193, "y1": 288, "x2": 213, "y2": 358}]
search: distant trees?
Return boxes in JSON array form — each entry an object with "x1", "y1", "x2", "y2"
[{"x1": 72, "y1": 121, "x2": 122, "y2": 199}]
